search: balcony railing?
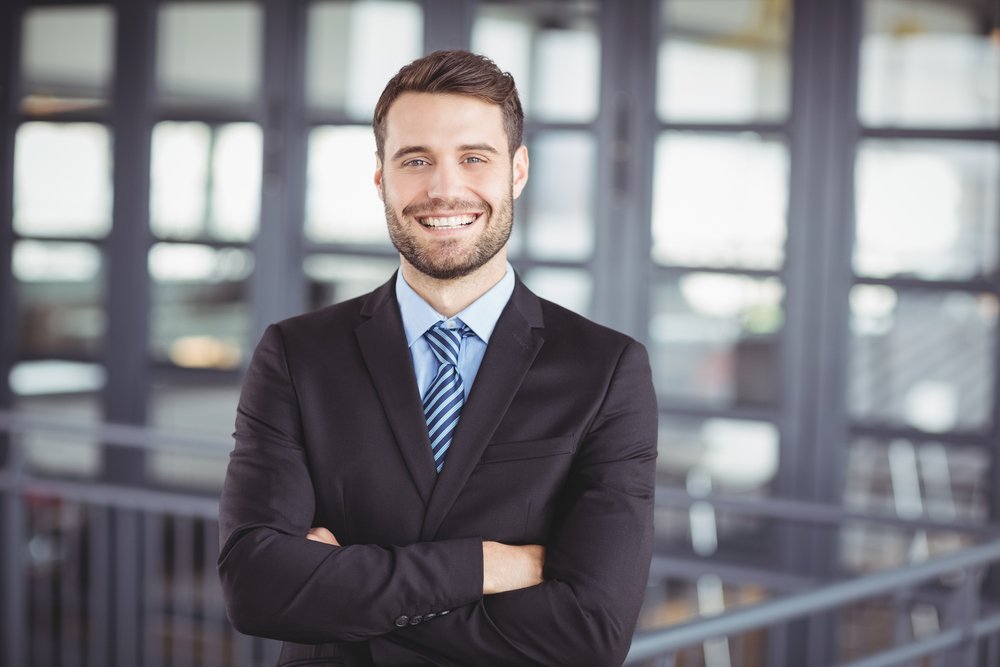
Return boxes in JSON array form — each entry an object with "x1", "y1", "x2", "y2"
[{"x1": 2, "y1": 410, "x2": 999, "y2": 667}]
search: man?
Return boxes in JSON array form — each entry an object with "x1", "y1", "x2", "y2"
[{"x1": 218, "y1": 50, "x2": 658, "y2": 667}]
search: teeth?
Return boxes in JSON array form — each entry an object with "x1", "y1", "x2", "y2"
[{"x1": 419, "y1": 215, "x2": 477, "y2": 228}]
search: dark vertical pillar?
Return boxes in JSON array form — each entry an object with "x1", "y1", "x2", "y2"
[
  {"x1": 422, "y1": 0, "x2": 475, "y2": 52},
  {"x1": 102, "y1": 0, "x2": 156, "y2": 482},
  {"x1": 776, "y1": 0, "x2": 863, "y2": 663},
  {"x1": 0, "y1": 2, "x2": 24, "y2": 666},
  {"x1": 988, "y1": 0, "x2": 1000, "y2": 598},
  {"x1": 104, "y1": 3, "x2": 156, "y2": 662},
  {"x1": 0, "y1": 0, "x2": 21, "y2": 421},
  {"x1": 988, "y1": 127, "x2": 1000, "y2": 600},
  {"x1": 592, "y1": 0, "x2": 658, "y2": 337},
  {"x1": 253, "y1": 0, "x2": 308, "y2": 344}
]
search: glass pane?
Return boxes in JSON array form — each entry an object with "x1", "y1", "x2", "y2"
[
  {"x1": 658, "y1": 0, "x2": 791, "y2": 122},
  {"x1": 523, "y1": 132, "x2": 595, "y2": 260},
  {"x1": 14, "y1": 122, "x2": 112, "y2": 238},
  {"x1": 650, "y1": 273, "x2": 784, "y2": 407},
  {"x1": 840, "y1": 438, "x2": 986, "y2": 572},
  {"x1": 306, "y1": 1, "x2": 423, "y2": 117},
  {"x1": 654, "y1": 416, "x2": 778, "y2": 561},
  {"x1": 21, "y1": 5, "x2": 115, "y2": 114},
  {"x1": 13, "y1": 388, "x2": 102, "y2": 476},
  {"x1": 522, "y1": 267, "x2": 592, "y2": 318},
  {"x1": 305, "y1": 126, "x2": 390, "y2": 246},
  {"x1": 854, "y1": 140, "x2": 999, "y2": 281},
  {"x1": 860, "y1": 0, "x2": 1000, "y2": 127},
  {"x1": 10, "y1": 360, "x2": 105, "y2": 398},
  {"x1": 149, "y1": 243, "x2": 253, "y2": 369},
  {"x1": 149, "y1": 375, "x2": 240, "y2": 488},
  {"x1": 150, "y1": 122, "x2": 262, "y2": 242},
  {"x1": 157, "y1": 2, "x2": 262, "y2": 105},
  {"x1": 658, "y1": 416, "x2": 779, "y2": 491},
  {"x1": 304, "y1": 254, "x2": 399, "y2": 310},
  {"x1": 14, "y1": 241, "x2": 104, "y2": 359},
  {"x1": 473, "y1": 1, "x2": 600, "y2": 122},
  {"x1": 652, "y1": 132, "x2": 788, "y2": 269},
  {"x1": 849, "y1": 286, "x2": 996, "y2": 433}
]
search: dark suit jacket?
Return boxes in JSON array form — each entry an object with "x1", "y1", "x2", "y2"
[{"x1": 218, "y1": 275, "x2": 658, "y2": 666}]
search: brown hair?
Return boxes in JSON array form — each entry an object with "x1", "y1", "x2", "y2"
[{"x1": 373, "y1": 50, "x2": 524, "y2": 160}]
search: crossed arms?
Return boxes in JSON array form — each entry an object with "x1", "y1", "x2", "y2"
[
  {"x1": 308, "y1": 527, "x2": 545, "y2": 596},
  {"x1": 218, "y1": 323, "x2": 658, "y2": 666}
]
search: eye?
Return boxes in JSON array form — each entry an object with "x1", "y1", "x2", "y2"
[
  {"x1": 403, "y1": 158, "x2": 429, "y2": 167},
  {"x1": 463, "y1": 156, "x2": 485, "y2": 164}
]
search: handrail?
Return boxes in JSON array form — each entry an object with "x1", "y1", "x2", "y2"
[
  {"x1": 656, "y1": 486, "x2": 999, "y2": 537},
  {"x1": 0, "y1": 470, "x2": 220, "y2": 517},
  {"x1": 625, "y1": 538, "x2": 1000, "y2": 663},
  {"x1": 4, "y1": 409, "x2": 1000, "y2": 666},
  {"x1": 836, "y1": 613, "x2": 1000, "y2": 667},
  {"x1": 0, "y1": 408, "x2": 228, "y2": 453},
  {"x1": 2, "y1": 410, "x2": 993, "y2": 537}
]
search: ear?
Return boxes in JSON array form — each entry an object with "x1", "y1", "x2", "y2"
[
  {"x1": 511, "y1": 145, "x2": 529, "y2": 200},
  {"x1": 374, "y1": 152, "x2": 384, "y2": 201}
]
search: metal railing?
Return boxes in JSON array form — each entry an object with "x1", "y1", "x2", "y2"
[
  {"x1": 3, "y1": 410, "x2": 1000, "y2": 667},
  {"x1": 628, "y1": 541, "x2": 1000, "y2": 666},
  {"x1": 0, "y1": 410, "x2": 281, "y2": 667}
]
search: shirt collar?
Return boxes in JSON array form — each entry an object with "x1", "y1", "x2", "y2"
[{"x1": 396, "y1": 263, "x2": 516, "y2": 347}]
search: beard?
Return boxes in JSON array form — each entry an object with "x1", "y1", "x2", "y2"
[{"x1": 384, "y1": 187, "x2": 514, "y2": 281}]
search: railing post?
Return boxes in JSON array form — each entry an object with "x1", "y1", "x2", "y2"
[
  {"x1": 948, "y1": 567, "x2": 982, "y2": 667},
  {"x1": 112, "y1": 507, "x2": 142, "y2": 667},
  {"x1": 890, "y1": 589, "x2": 911, "y2": 661},
  {"x1": 1, "y1": 436, "x2": 25, "y2": 667}
]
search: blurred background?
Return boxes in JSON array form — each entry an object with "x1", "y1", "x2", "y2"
[{"x1": 1, "y1": 0, "x2": 999, "y2": 665}]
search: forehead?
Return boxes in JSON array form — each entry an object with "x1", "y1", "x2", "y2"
[{"x1": 383, "y1": 92, "x2": 506, "y2": 152}]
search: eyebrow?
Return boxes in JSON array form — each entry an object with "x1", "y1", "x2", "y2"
[{"x1": 392, "y1": 143, "x2": 501, "y2": 160}]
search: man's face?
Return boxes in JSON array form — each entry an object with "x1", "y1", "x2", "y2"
[{"x1": 375, "y1": 92, "x2": 529, "y2": 281}]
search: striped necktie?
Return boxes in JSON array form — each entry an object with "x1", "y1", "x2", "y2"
[{"x1": 422, "y1": 321, "x2": 473, "y2": 473}]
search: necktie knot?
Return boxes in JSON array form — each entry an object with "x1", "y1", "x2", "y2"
[{"x1": 424, "y1": 321, "x2": 472, "y2": 367}]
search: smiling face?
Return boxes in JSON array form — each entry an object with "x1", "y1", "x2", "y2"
[{"x1": 375, "y1": 92, "x2": 528, "y2": 282}]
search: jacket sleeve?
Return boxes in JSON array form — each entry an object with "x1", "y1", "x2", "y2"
[
  {"x1": 368, "y1": 340, "x2": 659, "y2": 667},
  {"x1": 217, "y1": 324, "x2": 484, "y2": 644}
]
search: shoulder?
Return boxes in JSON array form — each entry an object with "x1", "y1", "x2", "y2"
[
  {"x1": 540, "y1": 298, "x2": 630, "y2": 341},
  {"x1": 275, "y1": 294, "x2": 366, "y2": 337},
  {"x1": 270, "y1": 276, "x2": 396, "y2": 342}
]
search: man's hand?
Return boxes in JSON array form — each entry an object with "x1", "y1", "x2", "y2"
[
  {"x1": 482, "y1": 541, "x2": 545, "y2": 595},
  {"x1": 307, "y1": 529, "x2": 543, "y2": 595},
  {"x1": 307, "y1": 526, "x2": 341, "y2": 546}
]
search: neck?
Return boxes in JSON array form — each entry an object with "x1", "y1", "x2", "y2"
[{"x1": 400, "y1": 253, "x2": 508, "y2": 317}]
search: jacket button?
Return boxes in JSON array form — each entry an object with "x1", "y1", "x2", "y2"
[
  {"x1": 409, "y1": 615, "x2": 423, "y2": 625},
  {"x1": 394, "y1": 615, "x2": 409, "y2": 627}
]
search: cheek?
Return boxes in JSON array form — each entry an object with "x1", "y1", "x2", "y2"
[
  {"x1": 469, "y1": 171, "x2": 511, "y2": 200},
  {"x1": 385, "y1": 175, "x2": 425, "y2": 204}
]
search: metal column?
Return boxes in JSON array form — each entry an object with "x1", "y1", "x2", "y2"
[
  {"x1": 102, "y1": 0, "x2": 156, "y2": 482},
  {"x1": 0, "y1": 1, "x2": 24, "y2": 664},
  {"x1": 777, "y1": 0, "x2": 864, "y2": 663}
]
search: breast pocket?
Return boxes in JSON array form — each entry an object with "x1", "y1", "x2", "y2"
[
  {"x1": 479, "y1": 435, "x2": 576, "y2": 464},
  {"x1": 455, "y1": 435, "x2": 577, "y2": 542}
]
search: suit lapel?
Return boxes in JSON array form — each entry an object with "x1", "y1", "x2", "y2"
[
  {"x1": 420, "y1": 281, "x2": 545, "y2": 541},
  {"x1": 355, "y1": 278, "x2": 437, "y2": 505}
]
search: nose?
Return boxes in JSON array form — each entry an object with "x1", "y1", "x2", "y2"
[{"x1": 426, "y1": 162, "x2": 465, "y2": 201}]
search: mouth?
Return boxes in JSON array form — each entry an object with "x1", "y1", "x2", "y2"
[{"x1": 417, "y1": 213, "x2": 481, "y2": 229}]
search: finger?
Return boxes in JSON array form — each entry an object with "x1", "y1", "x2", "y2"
[
  {"x1": 306, "y1": 527, "x2": 340, "y2": 546},
  {"x1": 307, "y1": 527, "x2": 337, "y2": 544}
]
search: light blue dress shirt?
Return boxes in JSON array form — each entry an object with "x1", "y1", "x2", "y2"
[{"x1": 396, "y1": 264, "x2": 516, "y2": 401}]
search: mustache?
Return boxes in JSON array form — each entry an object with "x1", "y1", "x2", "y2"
[{"x1": 402, "y1": 198, "x2": 491, "y2": 217}]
